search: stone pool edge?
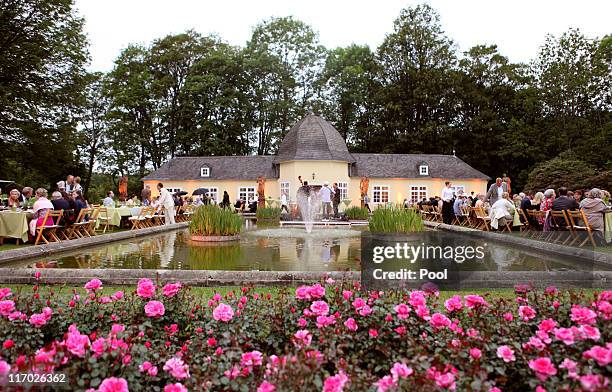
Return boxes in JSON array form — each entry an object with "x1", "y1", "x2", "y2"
[
  {"x1": 0, "y1": 269, "x2": 610, "y2": 289},
  {"x1": 0, "y1": 222, "x2": 189, "y2": 265},
  {"x1": 423, "y1": 221, "x2": 612, "y2": 266}
]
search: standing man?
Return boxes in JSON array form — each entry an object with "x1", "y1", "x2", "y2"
[
  {"x1": 332, "y1": 183, "x2": 340, "y2": 218},
  {"x1": 65, "y1": 175, "x2": 74, "y2": 193},
  {"x1": 363, "y1": 193, "x2": 371, "y2": 213},
  {"x1": 157, "y1": 183, "x2": 175, "y2": 225},
  {"x1": 320, "y1": 181, "x2": 333, "y2": 220},
  {"x1": 281, "y1": 191, "x2": 289, "y2": 214},
  {"x1": 141, "y1": 185, "x2": 152, "y2": 206},
  {"x1": 485, "y1": 177, "x2": 508, "y2": 206},
  {"x1": 441, "y1": 181, "x2": 454, "y2": 224}
]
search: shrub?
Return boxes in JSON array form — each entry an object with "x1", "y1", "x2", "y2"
[
  {"x1": 189, "y1": 205, "x2": 242, "y2": 236},
  {"x1": 344, "y1": 206, "x2": 369, "y2": 220},
  {"x1": 0, "y1": 278, "x2": 609, "y2": 391},
  {"x1": 256, "y1": 207, "x2": 282, "y2": 221},
  {"x1": 369, "y1": 206, "x2": 424, "y2": 233}
]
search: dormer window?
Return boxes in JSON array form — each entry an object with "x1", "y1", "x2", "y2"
[
  {"x1": 419, "y1": 165, "x2": 429, "y2": 176},
  {"x1": 200, "y1": 167, "x2": 210, "y2": 177}
]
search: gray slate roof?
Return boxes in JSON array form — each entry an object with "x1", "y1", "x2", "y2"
[
  {"x1": 142, "y1": 156, "x2": 276, "y2": 180},
  {"x1": 274, "y1": 115, "x2": 355, "y2": 163},
  {"x1": 352, "y1": 154, "x2": 490, "y2": 180}
]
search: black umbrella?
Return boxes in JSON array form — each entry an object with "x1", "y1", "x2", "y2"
[
  {"x1": 192, "y1": 188, "x2": 209, "y2": 196},
  {"x1": 175, "y1": 191, "x2": 188, "y2": 196}
]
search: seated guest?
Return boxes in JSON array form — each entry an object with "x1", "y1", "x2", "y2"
[
  {"x1": 581, "y1": 188, "x2": 610, "y2": 233},
  {"x1": 234, "y1": 199, "x2": 243, "y2": 211},
  {"x1": 103, "y1": 191, "x2": 115, "y2": 207},
  {"x1": 539, "y1": 189, "x2": 555, "y2": 225},
  {"x1": 512, "y1": 194, "x2": 522, "y2": 208},
  {"x1": 73, "y1": 176, "x2": 83, "y2": 192},
  {"x1": 489, "y1": 192, "x2": 515, "y2": 230},
  {"x1": 520, "y1": 192, "x2": 534, "y2": 211},
  {"x1": 531, "y1": 192, "x2": 544, "y2": 210},
  {"x1": 573, "y1": 190, "x2": 583, "y2": 205},
  {"x1": 51, "y1": 191, "x2": 70, "y2": 211},
  {"x1": 474, "y1": 194, "x2": 485, "y2": 209},
  {"x1": 7, "y1": 189, "x2": 21, "y2": 208},
  {"x1": 20, "y1": 187, "x2": 33, "y2": 206},
  {"x1": 453, "y1": 192, "x2": 466, "y2": 217},
  {"x1": 552, "y1": 187, "x2": 579, "y2": 211},
  {"x1": 71, "y1": 191, "x2": 88, "y2": 219},
  {"x1": 29, "y1": 188, "x2": 54, "y2": 235}
]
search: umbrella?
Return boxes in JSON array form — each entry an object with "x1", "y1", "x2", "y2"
[
  {"x1": 192, "y1": 188, "x2": 209, "y2": 196},
  {"x1": 175, "y1": 191, "x2": 188, "y2": 196}
]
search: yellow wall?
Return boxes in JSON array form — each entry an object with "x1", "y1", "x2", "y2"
[{"x1": 144, "y1": 160, "x2": 487, "y2": 208}]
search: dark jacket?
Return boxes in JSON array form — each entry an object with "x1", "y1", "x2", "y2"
[
  {"x1": 51, "y1": 198, "x2": 70, "y2": 211},
  {"x1": 552, "y1": 196, "x2": 579, "y2": 211}
]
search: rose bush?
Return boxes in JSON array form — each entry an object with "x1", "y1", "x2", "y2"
[{"x1": 0, "y1": 276, "x2": 610, "y2": 391}]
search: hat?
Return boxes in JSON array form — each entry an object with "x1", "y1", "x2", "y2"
[
  {"x1": 56, "y1": 180, "x2": 65, "y2": 190},
  {"x1": 324, "y1": 181, "x2": 329, "y2": 186}
]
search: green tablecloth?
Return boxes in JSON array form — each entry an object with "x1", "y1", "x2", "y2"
[
  {"x1": 605, "y1": 211, "x2": 612, "y2": 244},
  {"x1": 0, "y1": 211, "x2": 30, "y2": 242},
  {"x1": 97, "y1": 207, "x2": 141, "y2": 228}
]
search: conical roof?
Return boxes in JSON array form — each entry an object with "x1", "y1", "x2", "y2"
[{"x1": 274, "y1": 115, "x2": 354, "y2": 163}]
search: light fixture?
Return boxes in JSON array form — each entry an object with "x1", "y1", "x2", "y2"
[{"x1": 312, "y1": 172, "x2": 315, "y2": 180}]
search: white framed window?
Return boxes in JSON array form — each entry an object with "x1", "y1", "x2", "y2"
[
  {"x1": 337, "y1": 182, "x2": 348, "y2": 200},
  {"x1": 280, "y1": 182, "x2": 290, "y2": 199},
  {"x1": 450, "y1": 185, "x2": 465, "y2": 196},
  {"x1": 166, "y1": 188, "x2": 182, "y2": 194},
  {"x1": 410, "y1": 186, "x2": 428, "y2": 203},
  {"x1": 200, "y1": 167, "x2": 210, "y2": 177},
  {"x1": 238, "y1": 186, "x2": 256, "y2": 202},
  {"x1": 419, "y1": 165, "x2": 429, "y2": 176},
  {"x1": 207, "y1": 187, "x2": 218, "y2": 203},
  {"x1": 372, "y1": 185, "x2": 389, "y2": 204}
]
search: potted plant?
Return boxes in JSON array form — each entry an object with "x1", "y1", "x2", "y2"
[
  {"x1": 190, "y1": 205, "x2": 242, "y2": 242},
  {"x1": 256, "y1": 206, "x2": 281, "y2": 226},
  {"x1": 344, "y1": 206, "x2": 369, "y2": 221},
  {"x1": 368, "y1": 206, "x2": 424, "y2": 240}
]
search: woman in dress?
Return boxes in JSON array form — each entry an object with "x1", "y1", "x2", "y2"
[
  {"x1": 538, "y1": 189, "x2": 555, "y2": 225},
  {"x1": 7, "y1": 189, "x2": 22, "y2": 208},
  {"x1": 29, "y1": 188, "x2": 54, "y2": 236}
]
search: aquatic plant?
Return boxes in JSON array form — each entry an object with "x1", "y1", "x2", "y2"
[
  {"x1": 189, "y1": 205, "x2": 242, "y2": 236},
  {"x1": 369, "y1": 206, "x2": 424, "y2": 233},
  {"x1": 344, "y1": 206, "x2": 369, "y2": 220}
]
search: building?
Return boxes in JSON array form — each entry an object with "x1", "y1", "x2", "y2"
[{"x1": 142, "y1": 115, "x2": 490, "y2": 207}]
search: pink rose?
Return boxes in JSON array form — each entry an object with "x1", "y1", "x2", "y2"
[
  {"x1": 163, "y1": 357, "x2": 190, "y2": 379},
  {"x1": 583, "y1": 345, "x2": 611, "y2": 366},
  {"x1": 144, "y1": 300, "x2": 165, "y2": 318},
  {"x1": 359, "y1": 305, "x2": 372, "y2": 316},
  {"x1": 316, "y1": 315, "x2": 336, "y2": 329},
  {"x1": 293, "y1": 329, "x2": 312, "y2": 348},
  {"x1": 295, "y1": 285, "x2": 311, "y2": 300},
  {"x1": 464, "y1": 294, "x2": 489, "y2": 308},
  {"x1": 390, "y1": 362, "x2": 413, "y2": 380},
  {"x1": 429, "y1": 313, "x2": 451, "y2": 328},
  {"x1": 571, "y1": 306, "x2": 597, "y2": 325},
  {"x1": 309, "y1": 283, "x2": 326, "y2": 299},
  {"x1": 92, "y1": 338, "x2": 106, "y2": 357},
  {"x1": 470, "y1": 348, "x2": 482, "y2": 360},
  {"x1": 580, "y1": 374, "x2": 609, "y2": 391},
  {"x1": 394, "y1": 303, "x2": 411, "y2": 319},
  {"x1": 84, "y1": 278, "x2": 102, "y2": 292},
  {"x1": 528, "y1": 357, "x2": 557, "y2": 381},
  {"x1": 344, "y1": 317, "x2": 358, "y2": 331},
  {"x1": 164, "y1": 383, "x2": 188, "y2": 392},
  {"x1": 98, "y1": 377, "x2": 129, "y2": 392},
  {"x1": 577, "y1": 325, "x2": 601, "y2": 341},
  {"x1": 342, "y1": 290, "x2": 353, "y2": 300},
  {"x1": 0, "y1": 288, "x2": 12, "y2": 300},
  {"x1": 162, "y1": 282, "x2": 182, "y2": 298},
  {"x1": 352, "y1": 297, "x2": 366, "y2": 310},
  {"x1": 323, "y1": 370, "x2": 349, "y2": 392},
  {"x1": 538, "y1": 318, "x2": 557, "y2": 333},
  {"x1": 409, "y1": 291, "x2": 426, "y2": 308},
  {"x1": 554, "y1": 328, "x2": 575, "y2": 345},
  {"x1": 435, "y1": 372, "x2": 456, "y2": 390},
  {"x1": 375, "y1": 375, "x2": 396, "y2": 392},
  {"x1": 112, "y1": 291, "x2": 124, "y2": 300},
  {"x1": 369, "y1": 329, "x2": 378, "y2": 338},
  {"x1": 241, "y1": 350, "x2": 263, "y2": 368},
  {"x1": 310, "y1": 301, "x2": 330, "y2": 316},
  {"x1": 518, "y1": 305, "x2": 536, "y2": 321},
  {"x1": 0, "y1": 300, "x2": 15, "y2": 316},
  {"x1": 257, "y1": 381, "x2": 276, "y2": 392},
  {"x1": 503, "y1": 312, "x2": 513, "y2": 321},
  {"x1": 496, "y1": 345, "x2": 515, "y2": 362},
  {"x1": 65, "y1": 324, "x2": 90, "y2": 357},
  {"x1": 212, "y1": 303, "x2": 234, "y2": 322},
  {"x1": 444, "y1": 295, "x2": 463, "y2": 312},
  {"x1": 137, "y1": 278, "x2": 156, "y2": 298},
  {"x1": 29, "y1": 313, "x2": 47, "y2": 327}
]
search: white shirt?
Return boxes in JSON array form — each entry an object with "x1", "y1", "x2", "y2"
[
  {"x1": 441, "y1": 186, "x2": 454, "y2": 202},
  {"x1": 158, "y1": 188, "x2": 174, "y2": 209},
  {"x1": 320, "y1": 186, "x2": 332, "y2": 203},
  {"x1": 103, "y1": 196, "x2": 114, "y2": 207},
  {"x1": 281, "y1": 194, "x2": 287, "y2": 205},
  {"x1": 497, "y1": 186, "x2": 504, "y2": 199}
]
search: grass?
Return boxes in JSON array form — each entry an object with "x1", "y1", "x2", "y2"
[
  {"x1": 189, "y1": 205, "x2": 242, "y2": 236},
  {"x1": 344, "y1": 206, "x2": 369, "y2": 220},
  {"x1": 369, "y1": 206, "x2": 425, "y2": 233}
]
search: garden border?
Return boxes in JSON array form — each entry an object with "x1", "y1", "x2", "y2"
[{"x1": 0, "y1": 222, "x2": 189, "y2": 266}]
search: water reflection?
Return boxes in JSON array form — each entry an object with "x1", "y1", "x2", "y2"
[{"x1": 7, "y1": 227, "x2": 607, "y2": 272}]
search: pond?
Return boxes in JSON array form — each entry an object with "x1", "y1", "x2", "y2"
[{"x1": 5, "y1": 223, "x2": 610, "y2": 272}]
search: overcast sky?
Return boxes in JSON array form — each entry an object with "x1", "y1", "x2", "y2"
[{"x1": 76, "y1": 0, "x2": 611, "y2": 72}]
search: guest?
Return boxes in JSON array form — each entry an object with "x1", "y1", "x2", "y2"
[
  {"x1": 29, "y1": 188, "x2": 54, "y2": 236},
  {"x1": 485, "y1": 177, "x2": 508, "y2": 205},
  {"x1": 552, "y1": 187, "x2": 579, "y2": 212},
  {"x1": 281, "y1": 191, "x2": 289, "y2": 214},
  {"x1": 221, "y1": 191, "x2": 230, "y2": 209},
  {"x1": 441, "y1": 181, "x2": 454, "y2": 224},
  {"x1": 520, "y1": 192, "x2": 534, "y2": 211},
  {"x1": 512, "y1": 194, "x2": 522, "y2": 208},
  {"x1": 141, "y1": 185, "x2": 152, "y2": 206},
  {"x1": 157, "y1": 183, "x2": 176, "y2": 225},
  {"x1": 581, "y1": 188, "x2": 610, "y2": 234},
  {"x1": 65, "y1": 175, "x2": 75, "y2": 193},
  {"x1": 72, "y1": 191, "x2": 87, "y2": 219},
  {"x1": 103, "y1": 191, "x2": 115, "y2": 207},
  {"x1": 573, "y1": 190, "x2": 583, "y2": 205},
  {"x1": 531, "y1": 192, "x2": 544, "y2": 210},
  {"x1": 193, "y1": 195, "x2": 203, "y2": 207},
  {"x1": 453, "y1": 192, "x2": 466, "y2": 217},
  {"x1": 51, "y1": 191, "x2": 70, "y2": 211},
  {"x1": 56, "y1": 181, "x2": 66, "y2": 192},
  {"x1": 20, "y1": 187, "x2": 33, "y2": 206},
  {"x1": 73, "y1": 176, "x2": 83, "y2": 193},
  {"x1": 320, "y1": 181, "x2": 333, "y2": 220},
  {"x1": 474, "y1": 194, "x2": 485, "y2": 209},
  {"x1": 468, "y1": 191, "x2": 476, "y2": 206},
  {"x1": 332, "y1": 183, "x2": 341, "y2": 217},
  {"x1": 538, "y1": 189, "x2": 555, "y2": 225},
  {"x1": 363, "y1": 193, "x2": 371, "y2": 213},
  {"x1": 489, "y1": 192, "x2": 515, "y2": 230},
  {"x1": 7, "y1": 189, "x2": 21, "y2": 208}
]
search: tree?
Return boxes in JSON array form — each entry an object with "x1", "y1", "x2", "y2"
[
  {"x1": 0, "y1": 0, "x2": 88, "y2": 186},
  {"x1": 524, "y1": 155, "x2": 598, "y2": 191},
  {"x1": 375, "y1": 4, "x2": 458, "y2": 154}
]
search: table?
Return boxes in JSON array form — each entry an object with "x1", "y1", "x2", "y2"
[
  {"x1": 97, "y1": 207, "x2": 142, "y2": 228},
  {"x1": 0, "y1": 211, "x2": 32, "y2": 243},
  {"x1": 605, "y1": 211, "x2": 612, "y2": 244}
]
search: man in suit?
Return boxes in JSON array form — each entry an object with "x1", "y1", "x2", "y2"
[
  {"x1": 157, "y1": 183, "x2": 175, "y2": 225},
  {"x1": 485, "y1": 177, "x2": 508, "y2": 206}
]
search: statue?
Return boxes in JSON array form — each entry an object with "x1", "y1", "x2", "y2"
[
  {"x1": 118, "y1": 175, "x2": 128, "y2": 202},
  {"x1": 502, "y1": 173, "x2": 512, "y2": 195},
  {"x1": 257, "y1": 177, "x2": 266, "y2": 208},
  {"x1": 359, "y1": 176, "x2": 369, "y2": 208}
]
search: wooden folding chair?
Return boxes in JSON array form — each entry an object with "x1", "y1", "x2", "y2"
[
  {"x1": 128, "y1": 207, "x2": 147, "y2": 230},
  {"x1": 459, "y1": 205, "x2": 471, "y2": 226},
  {"x1": 86, "y1": 207, "x2": 100, "y2": 236},
  {"x1": 96, "y1": 207, "x2": 111, "y2": 233},
  {"x1": 549, "y1": 210, "x2": 572, "y2": 245},
  {"x1": 34, "y1": 210, "x2": 64, "y2": 245},
  {"x1": 473, "y1": 207, "x2": 491, "y2": 231},
  {"x1": 153, "y1": 207, "x2": 165, "y2": 226},
  {"x1": 566, "y1": 210, "x2": 597, "y2": 247},
  {"x1": 175, "y1": 205, "x2": 184, "y2": 222},
  {"x1": 67, "y1": 208, "x2": 91, "y2": 239},
  {"x1": 517, "y1": 208, "x2": 531, "y2": 236},
  {"x1": 527, "y1": 210, "x2": 546, "y2": 240},
  {"x1": 433, "y1": 206, "x2": 443, "y2": 223}
]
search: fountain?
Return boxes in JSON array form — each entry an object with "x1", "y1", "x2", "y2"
[{"x1": 296, "y1": 183, "x2": 322, "y2": 233}]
